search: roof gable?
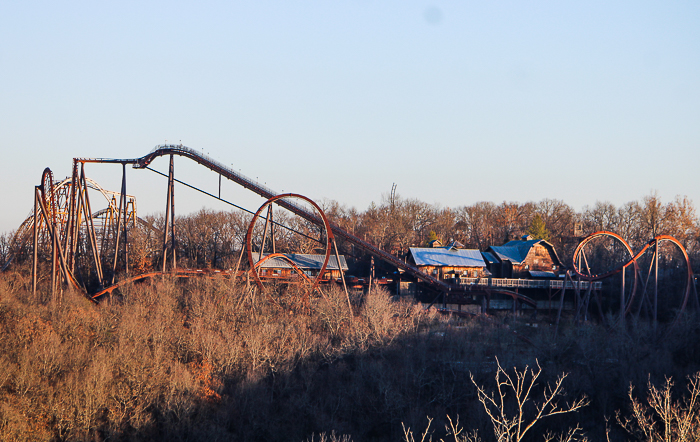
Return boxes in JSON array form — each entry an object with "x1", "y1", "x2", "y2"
[{"x1": 487, "y1": 239, "x2": 562, "y2": 266}]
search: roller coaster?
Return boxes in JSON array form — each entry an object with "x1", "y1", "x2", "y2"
[
  {"x1": 569, "y1": 231, "x2": 696, "y2": 327},
  {"x1": 13, "y1": 145, "x2": 447, "y2": 297},
  {"x1": 5, "y1": 144, "x2": 697, "y2": 328}
]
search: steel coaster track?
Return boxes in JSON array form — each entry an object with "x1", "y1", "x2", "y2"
[
  {"x1": 571, "y1": 231, "x2": 694, "y2": 325},
  {"x1": 77, "y1": 144, "x2": 450, "y2": 292}
]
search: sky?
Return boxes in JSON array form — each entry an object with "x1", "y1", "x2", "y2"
[{"x1": 1, "y1": 1, "x2": 699, "y2": 234}]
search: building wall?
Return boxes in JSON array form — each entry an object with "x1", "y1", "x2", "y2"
[
  {"x1": 259, "y1": 268, "x2": 344, "y2": 280},
  {"x1": 400, "y1": 281, "x2": 417, "y2": 296},
  {"x1": 417, "y1": 265, "x2": 489, "y2": 283}
]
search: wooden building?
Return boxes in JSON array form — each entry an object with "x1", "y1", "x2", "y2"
[
  {"x1": 255, "y1": 254, "x2": 349, "y2": 281},
  {"x1": 407, "y1": 244, "x2": 490, "y2": 284},
  {"x1": 484, "y1": 237, "x2": 563, "y2": 279}
]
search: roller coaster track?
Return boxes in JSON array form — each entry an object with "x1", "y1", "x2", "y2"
[
  {"x1": 76, "y1": 144, "x2": 450, "y2": 293},
  {"x1": 572, "y1": 231, "x2": 695, "y2": 326},
  {"x1": 3, "y1": 176, "x2": 138, "y2": 270},
  {"x1": 12, "y1": 145, "x2": 697, "y2": 329}
]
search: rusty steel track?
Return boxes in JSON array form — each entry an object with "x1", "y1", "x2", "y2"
[
  {"x1": 572, "y1": 231, "x2": 694, "y2": 326},
  {"x1": 77, "y1": 144, "x2": 450, "y2": 293},
  {"x1": 90, "y1": 268, "x2": 241, "y2": 300},
  {"x1": 245, "y1": 193, "x2": 333, "y2": 295},
  {"x1": 21, "y1": 144, "x2": 695, "y2": 330}
]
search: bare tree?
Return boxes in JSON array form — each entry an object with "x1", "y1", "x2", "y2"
[
  {"x1": 456, "y1": 202, "x2": 496, "y2": 250},
  {"x1": 0, "y1": 230, "x2": 13, "y2": 268},
  {"x1": 492, "y1": 202, "x2": 532, "y2": 244},
  {"x1": 580, "y1": 201, "x2": 619, "y2": 233},
  {"x1": 639, "y1": 192, "x2": 668, "y2": 240},
  {"x1": 535, "y1": 199, "x2": 574, "y2": 246},
  {"x1": 470, "y1": 358, "x2": 589, "y2": 442},
  {"x1": 618, "y1": 372, "x2": 700, "y2": 442}
]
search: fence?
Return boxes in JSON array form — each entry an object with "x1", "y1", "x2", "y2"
[{"x1": 457, "y1": 277, "x2": 601, "y2": 290}]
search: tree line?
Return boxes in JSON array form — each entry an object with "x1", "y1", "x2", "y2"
[
  {"x1": 167, "y1": 192, "x2": 700, "y2": 274},
  {"x1": 2, "y1": 192, "x2": 698, "y2": 276}
]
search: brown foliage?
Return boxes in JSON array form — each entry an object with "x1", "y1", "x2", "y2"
[
  {"x1": 0, "y1": 276, "x2": 438, "y2": 441},
  {"x1": 2, "y1": 268, "x2": 700, "y2": 440}
]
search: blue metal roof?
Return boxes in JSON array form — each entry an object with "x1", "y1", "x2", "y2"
[
  {"x1": 255, "y1": 254, "x2": 348, "y2": 270},
  {"x1": 481, "y1": 251, "x2": 498, "y2": 264},
  {"x1": 409, "y1": 247, "x2": 486, "y2": 268},
  {"x1": 488, "y1": 244, "x2": 530, "y2": 264}
]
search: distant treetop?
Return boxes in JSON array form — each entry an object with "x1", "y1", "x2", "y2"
[{"x1": 527, "y1": 214, "x2": 551, "y2": 242}]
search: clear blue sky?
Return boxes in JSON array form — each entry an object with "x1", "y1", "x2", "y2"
[{"x1": 1, "y1": 1, "x2": 698, "y2": 233}]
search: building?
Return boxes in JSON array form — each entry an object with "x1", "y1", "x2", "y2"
[
  {"x1": 484, "y1": 236, "x2": 563, "y2": 279},
  {"x1": 254, "y1": 254, "x2": 349, "y2": 281},
  {"x1": 407, "y1": 243, "x2": 490, "y2": 283}
]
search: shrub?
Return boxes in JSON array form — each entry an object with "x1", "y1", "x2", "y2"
[{"x1": 618, "y1": 372, "x2": 700, "y2": 441}]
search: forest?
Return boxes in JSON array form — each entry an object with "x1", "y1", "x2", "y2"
[
  {"x1": 5, "y1": 192, "x2": 693, "y2": 276},
  {"x1": 0, "y1": 192, "x2": 699, "y2": 441}
]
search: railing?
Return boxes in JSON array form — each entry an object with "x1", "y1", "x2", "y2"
[
  {"x1": 142, "y1": 144, "x2": 280, "y2": 199},
  {"x1": 457, "y1": 277, "x2": 602, "y2": 290}
]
